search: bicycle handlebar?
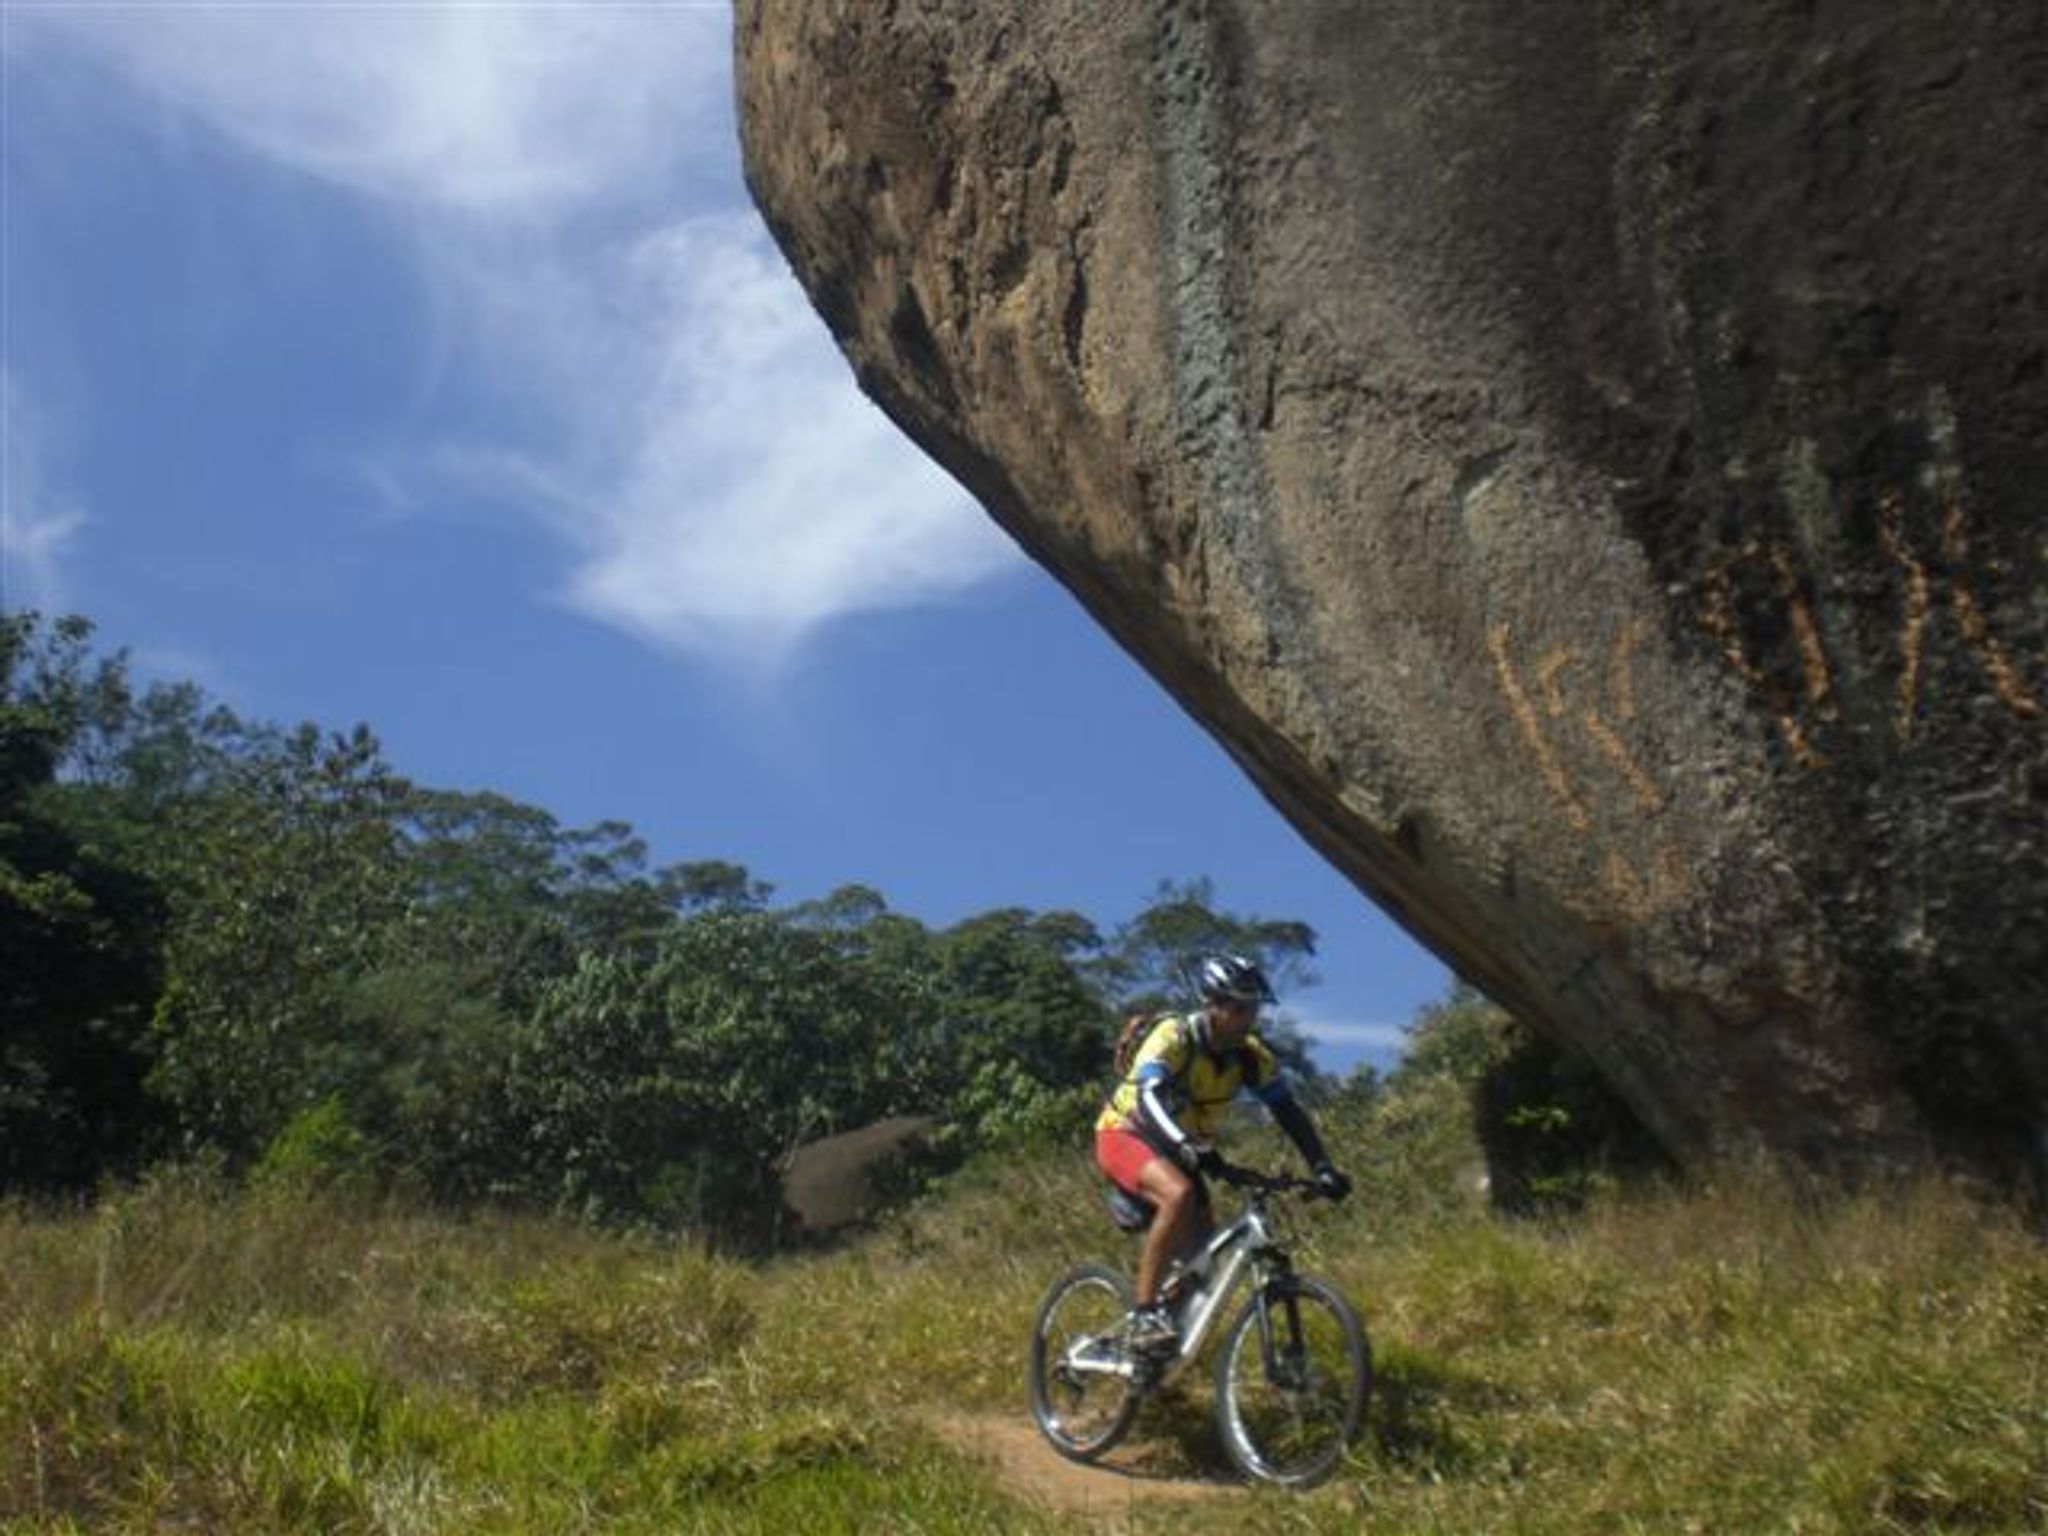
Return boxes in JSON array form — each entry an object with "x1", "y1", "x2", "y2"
[{"x1": 1210, "y1": 1162, "x2": 1329, "y2": 1200}]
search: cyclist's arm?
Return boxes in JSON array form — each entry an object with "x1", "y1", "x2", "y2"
[
  {"x1": 1135, "y1": 1062, "x2": 1201, "y2": 1166},
  {"x1": 1250, "y1": 1075, "x2": 1334, "y2": 1174}
]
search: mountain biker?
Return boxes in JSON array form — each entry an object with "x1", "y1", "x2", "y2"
[{"x1": 1094, "y1": 953, "x2": 1352, "y2": 1353}]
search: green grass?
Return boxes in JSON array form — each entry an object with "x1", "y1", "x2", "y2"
[{"x1": 5, "y1": 1115, "x2": 2045, "y2": 1533}]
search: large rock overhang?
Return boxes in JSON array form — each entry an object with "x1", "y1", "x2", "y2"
[{"x1": 736, "y1": 1, "x2": 2048, "y2": 1193}]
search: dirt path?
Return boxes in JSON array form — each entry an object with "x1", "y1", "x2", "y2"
[{"x1": 928, "y1": 1411, "x2": 1238, "y2": 1530}]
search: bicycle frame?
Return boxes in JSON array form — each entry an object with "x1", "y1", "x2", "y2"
[
  {"x1": 1156, "y1": 1190, "x2": 1293, "y2": 1375},
  {"x1": 1063, "y1": 1180, "x2": 1302, "y2": 1385}
]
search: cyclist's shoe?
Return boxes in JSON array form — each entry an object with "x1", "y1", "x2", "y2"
[{"x1": 1126, "y1": 1303, "x2": 1179, "y2": 1356}]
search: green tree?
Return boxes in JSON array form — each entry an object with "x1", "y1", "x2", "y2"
[
  {"x1": 659, "y1": 859, "x2": 772, "y2": 915},
  {"x1": 98, "y1": 684, "x2": 730, "y2": 1183},
  {"x1": 145, "y1": 722, "x2": 417, "y2": 1160},
  {"x1": 933, "y1": 907, "x2": 1108, "y2": 1089},
  {"x1": 507, "y1": 907, "x2": 944, "y2": 1236},
  {"x1": 323, "y1": 960, "x2": 524, "y2": 1201},
  {"x1": 0, "y1": 614, "x2": 166, "y2": 1191},
  {"x1": 1389, "y1": 981, "x2": 1514, "y2": 1089},
  {"x1": 397, "y1": 790, "x2": 663, "y2": 1014},
  {"x1": 2, "y1": 613, "x2": 1350, "y2": 1228},
  {"x1": 1095, "y1": 877, "x2": 1318, "y2": 1005},
  {"x1": 1391, "y1": 979, "x2": 1671, "y2": 1214}
]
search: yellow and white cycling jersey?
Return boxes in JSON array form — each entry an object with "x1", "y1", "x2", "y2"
[{"x1": 1096, "y1": 1012, "x2": 1281, "y2": 1140}]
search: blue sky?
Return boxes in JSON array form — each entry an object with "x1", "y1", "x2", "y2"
[{"x1": 1, "y1": 5, "x2": 1445, "y2": 1075}]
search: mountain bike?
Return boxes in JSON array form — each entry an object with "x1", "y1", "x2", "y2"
[{"x1": 1027, "y1": 1162, "x2": 1370, "y2": 1488}]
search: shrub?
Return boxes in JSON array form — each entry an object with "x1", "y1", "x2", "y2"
[{"x1": 251, "y1": 1097, "x2": 376, "y2": 1197}]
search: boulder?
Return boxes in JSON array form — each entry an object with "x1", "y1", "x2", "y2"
[
  {"x1": 782, "y1": 1114, "x2": 936, "y2": 1233},
  {"x1": 736, "y1": 1, "x2": 2048, "y2": 1190}
]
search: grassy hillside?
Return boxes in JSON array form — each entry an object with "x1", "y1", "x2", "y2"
[{"x1": 5, "y1": 1092, "x2": 2045, "y2": 1533}]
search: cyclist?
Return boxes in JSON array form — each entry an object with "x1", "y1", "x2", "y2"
[{"x1": 1095, "y1": 953, "x2": 1352, "y2": 1352}]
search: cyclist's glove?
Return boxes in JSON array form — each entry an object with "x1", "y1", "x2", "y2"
[
  {"x1": 1314, "y1": 1164, "x2": 1353, "y2": 1202},
  {"x1": 1179, "y1": 1142, "x2": 1225, "y2": 1179}
]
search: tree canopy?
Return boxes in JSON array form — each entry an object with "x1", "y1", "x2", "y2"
[{"x1": 2, "y1": 612, "x2": 1348, "y2": 1237}]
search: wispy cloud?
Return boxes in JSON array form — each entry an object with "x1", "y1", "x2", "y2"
[
  {"x1": 10, "y1": 7, "x2": 725, "y2": 216},
  {"x1": 11, "y1": 6, "x2": 1018, "y2": 661},
  {"x1": 553, "y1": 216, "x2": 1017, "y2": 662},
  {"x1": 1295, "y1": 1016, "x2": 1411, "y2": 1057},
  {"x1": 0, "y1": 372, "x2": 88, "y2": 613}
]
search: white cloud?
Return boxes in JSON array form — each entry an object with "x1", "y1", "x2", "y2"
[
  {"x1": 556, "y1": 217, "x2": 1018, "y2": 660},
  {"x1": 1294, "y1": 1016, "x2": 1411, "y2": 1056},
  {"x1": 0, "y1": 372, "x2": 88, "y2": 613},
  {"x1": 13, "y1": 5, "x2": 1019, "y2": 661},
  {"x1": 11, "y1": 6, "x2": 728, "y2": 215}
]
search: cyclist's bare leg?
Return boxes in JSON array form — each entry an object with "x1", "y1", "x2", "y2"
[{"x1": 1132, "y1": 1155, "x2": 1213, "y2": 1304}]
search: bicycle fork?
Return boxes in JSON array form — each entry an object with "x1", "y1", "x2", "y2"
[{"x1": 1251, "y1": 1258, "x2": 1309, "y2": 1389}]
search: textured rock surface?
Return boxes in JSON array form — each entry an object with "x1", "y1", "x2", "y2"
[{"x1": 736, "y1": 2, "x2": 2048, "y2": 1186}]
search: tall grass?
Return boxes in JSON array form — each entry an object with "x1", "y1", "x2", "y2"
[
  {"x1": 1342, "y1": 1171, "x2": 2048, "y2": 1533},
  {"x1": 1, "y1": 1166, "x2": 1055, "y2": 1534},
  {"x1": 5, "y1": 1110, "x2": 2044, "y2": 1533}
]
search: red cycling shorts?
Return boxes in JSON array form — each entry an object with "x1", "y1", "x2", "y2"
[{"x1": 1095, "y1": 1124, "x2": 1166, "y2": 1196}]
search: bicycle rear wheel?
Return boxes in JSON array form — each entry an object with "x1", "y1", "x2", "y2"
[
  {"x1": 1214, "y1": 1272, "x2": 1369, "y2": 1487},
  {"x1": 1028, "y1": 1262, "x2": 1144, "y2": 1461}
]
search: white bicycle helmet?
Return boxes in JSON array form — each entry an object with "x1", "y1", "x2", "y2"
[{"x1": 1196, "y1": 953, "x2": 1274, "y2": 1005}]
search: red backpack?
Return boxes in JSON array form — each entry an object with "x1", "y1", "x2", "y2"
[{"x1": 1111, "y1": 1010, "x2": 1184, "y2": 1080}]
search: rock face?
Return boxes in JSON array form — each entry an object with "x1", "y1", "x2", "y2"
[{"x1": 736, "y1": 2, "x2": 2048, "y2": 1188}]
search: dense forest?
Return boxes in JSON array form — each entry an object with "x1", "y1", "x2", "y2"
[{"x1": 3, "y1": 611, "x2": 1347, "y2": 1237}]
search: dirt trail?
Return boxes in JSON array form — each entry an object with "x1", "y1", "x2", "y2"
[{"x1": 929, "y1": 1411, "x2": 1237, "y2": 1530}]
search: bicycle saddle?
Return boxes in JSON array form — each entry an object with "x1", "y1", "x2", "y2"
[{"x1": 1103, "y1": 1182, "x2": 1155, "y2": 1233}]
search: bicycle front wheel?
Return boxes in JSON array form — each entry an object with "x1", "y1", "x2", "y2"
[
  {"x1": 1028, "y1": 1262, "x2": 1143, "y2": 1462},
  {"x1": 1215, "y1": 1272, "x2": 1369, "y2": 1487}
]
